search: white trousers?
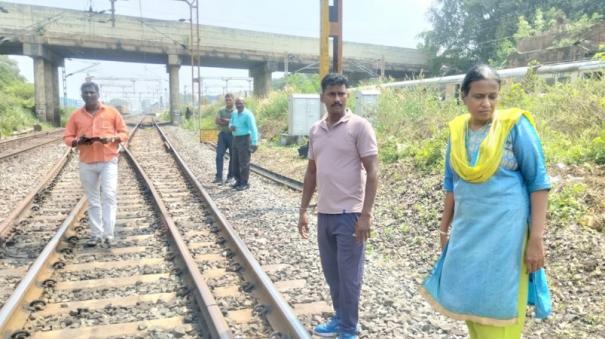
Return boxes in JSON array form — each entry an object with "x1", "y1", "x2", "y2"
[{"x1": 79, "y1": 158, "x2": 118, "y2": 240}]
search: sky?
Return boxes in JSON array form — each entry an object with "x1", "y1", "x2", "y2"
[{"x1": 6, "y1": 0, "x2": 434, "y2": 109}]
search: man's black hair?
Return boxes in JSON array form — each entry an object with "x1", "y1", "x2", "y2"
[
  {"x1": 321, "y1": 73, "x2": 349, "y2": 92},
  {"x1": 81, "y1": 81, "x2": 100, "y2": 93}
]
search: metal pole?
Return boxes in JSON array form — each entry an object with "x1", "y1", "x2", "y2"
[
  {"x1": 110, "y1": 0, "x2": 116, "y2": 27},
  {"x1": 62, "y1": 67, "x2": 67, "y2": 108},
  {"x1": 195, "y1": 0, "x2": 201, "y2": 116},
  {"x1": 319, "y1": 0, "x2": 343, "y2": 78},
  {"x1": 319, "y1": 0, "x2": 329, "y2": 79},
  {"x1": 189, "y1": 2, "x2": 194, "y2": 114},
  {"x1": 332, "y1": 0, "x2": 343, "y2": 74}
]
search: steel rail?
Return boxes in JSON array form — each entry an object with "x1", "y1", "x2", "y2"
[
  {"x1": 0, "y1": 117, "x2": 142, "y2": 242},
  {"x1": 155, "y1": 121, "x2": 311, "y2": 339},
  {"x1": 0, "y1": 129, "x2": 64, "y2": 146},
  {"x1": 122, "y1": 145, "x2": 233, "y2": 339},
  {"x1": 205, "y1": 142, "x2": 304, "y2": 192},
  {"x1": 249, "y1": 162, "x2": 304, "y2": 191},
  {"x1": 0, "y1": 196, "x2": 88, "y2": 336},
  {"x1": 0, "y1": 135, "x2": 64, "y2": 161},
  {"x1": 0, "y1": 149, "x2": 73, "y2": 241},
  {"x1": 0, "y1": 130, "x2": 233, "y2": 338}
]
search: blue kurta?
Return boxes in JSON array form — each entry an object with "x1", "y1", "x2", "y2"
[{"x1": 422, "y1": 116, "x2": 551, "y2": 325}]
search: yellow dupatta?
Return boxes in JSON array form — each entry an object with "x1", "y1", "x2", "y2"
[{"x1": 449, "y1": 108, "x2": 537, "y2": 183}]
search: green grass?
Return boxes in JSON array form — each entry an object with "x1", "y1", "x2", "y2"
[
  {"x1": 372, "y1": 76, "x2": 605, "y2": 170},
  {"x1": 222, "y1": 74, "x2": 605, "y2": 170}
]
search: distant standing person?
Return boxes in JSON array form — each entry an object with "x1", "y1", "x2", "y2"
[
  {"x1": 229, "y1": 97, "x2": 259, "y2": 191},
  {"x1": 213, "y1": 93, "x2": 236, "y2": 184},
  {"x1": 298, "y1": 73, "x2": 379, "y2": 339},
  {"x1": 63, "y1": 81, "x2": 129, "y2": 247}
]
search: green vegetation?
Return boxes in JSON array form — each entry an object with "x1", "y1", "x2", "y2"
[
  {"x1": 549, "y1": 182, "x2": 588, "y2": 226},
  {"x1": 514, "y1": 9, "x2": 603, "y2": 43},
  {"x1": 419, "y1": 1, "x2": 604, "y2": 72},
  {"x1": 0, "y1": 56, "x2": 37, "y2": 136},
  {"x1": 247, "y1": 74, "x2": 320, "y2": 142},
  {"x1": 183, "y1": 74, "x2": 320, "y2": 143},
  {"x1": 374, "y1": 76, "x2": 605, "y2": 170},
  {"x1": 247, "y1": 74, "x2": 604, "y2": 233},
  {"x1": 374, "y1": 86, "x2": 456, "y2": 169},
  {"x1": 246, "y1": 71, "x2": 604, "y2": 173}
]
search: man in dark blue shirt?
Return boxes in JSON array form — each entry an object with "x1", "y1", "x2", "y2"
[{"x1": 213, "y1": 93, "x2": 236, "y2": 184}]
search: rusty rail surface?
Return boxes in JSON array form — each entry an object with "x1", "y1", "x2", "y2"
[
  {"x1": 0, "y1": 119, "x2": 231, "y2": 338},
  {"x1": 204, "y1": 142, "x2": 304, "y2": 192},
  {"x1": 122, "y1": 144, "x2": 232, "y2": 339},
  {"x1": 0, "y1": 149, "x2": 72, "y2": 242},
  {"x1": 0, "y1": 129, "x2": 64, "y2": 161},
  {"x1": 155, "y1": 121, "x2": 311, "y2": 339}
]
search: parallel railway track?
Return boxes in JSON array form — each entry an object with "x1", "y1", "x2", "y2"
[
  {"x1": 204, "y1": 142, "x2": 304, "y2": 192},
  {"x1": 129, "y1": 122, "x2": 309, "y2": 338},
  {"x1": 0, "y1": 154, "x2": 213, "y2": 338},
  {"x1": 0, "y1": 118, "x2": 312, "y2": 338},
  {"x1": 0, "y1": 130, "x2": 64, "y2": 161}
]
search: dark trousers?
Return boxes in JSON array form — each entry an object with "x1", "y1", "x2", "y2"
[
  {"x1": 232, "y1": 134, "x2": 251, "y2": 185},
  {"x1": 215, "y1": 131, "x2": 234, "y2": 179},
  {"x1": 317, "y1": 213, "x2": 365, "y2": 333}
]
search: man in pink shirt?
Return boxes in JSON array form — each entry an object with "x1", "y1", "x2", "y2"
[
  {"x1": 64, "y1": 81, "x2": 128, "y2": 248},
  {"x1": 298, "y1": 73, "x2": 379, "y2": 339}
]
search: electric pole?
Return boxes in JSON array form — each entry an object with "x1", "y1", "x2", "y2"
[
  {"x1": 320, "y1": 0, "x2": 343, "y2": 78},
  {"x1": 109, "y1": 0, "x2": 116, "y2": 27}
]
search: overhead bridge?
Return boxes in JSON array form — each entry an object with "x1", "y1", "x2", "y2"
[{"x1": 0, "y1": 1, "x2": 427, "y2": 124}]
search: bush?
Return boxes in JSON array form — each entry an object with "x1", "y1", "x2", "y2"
[
  {"x1": 247, "y1": 91, "x2": 288, "y2": 142},
  {"x1": 0, "y1": 57, "x2": 37, "y2": 137},
  {"x1": 589, "y1": 128, "x2": 605, "y2": 164},
  {"x1": 500, "y1": 76, "x2": 605, "y2": 165},
  {"x1": 250, "y1": 74, "x2": 323, "y2": 142},
  {"x1": 375, "y1": 75, "x2": 605, "y2": 171},
  {"x1": 549, "y1": 183, "x2": 588, "y2": 226},
  {"x1": 373, "y1": 87, "x2": 461, "y2": 170}
]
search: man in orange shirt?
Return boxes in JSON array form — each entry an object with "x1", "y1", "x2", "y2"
[{"x1": 64, "y1": 81, "x2": 128, "y2": 247}]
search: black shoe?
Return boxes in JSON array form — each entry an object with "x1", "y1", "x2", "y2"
[
  {"x1": 236, "y1": 184, "x2": 249, "y2": 191},
  {"x1": 212, "y1": 177, "x2": 222, "y2": 184},
  {"x1": 85, "y1": 237, "x2": 101, "y2": 248}
]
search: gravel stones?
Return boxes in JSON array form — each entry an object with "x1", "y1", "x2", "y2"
[
  {"x1": 0, "y1": 142, "x2": 67, "y2": 222},
  {"x1": 164, "y1": 126, "x2": 605, "y2": 338}
]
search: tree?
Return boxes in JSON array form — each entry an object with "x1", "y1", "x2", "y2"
[
  {"x1": 419, "y1": 0, "x2": 605, "y2": 73},
  {"x1": 0, "y1": 56, "x2": 36, "y2": 135}
]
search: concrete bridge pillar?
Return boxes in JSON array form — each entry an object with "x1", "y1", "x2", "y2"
[
  {"x1": 249, "y1": 62, "x2": 276, "y2": 97},
  {"x1": 166, "y1": 55, "x2": 181, "y2": 124},
  {"x1": 24, "y1": 43, "x2": 63, "y2": 126}
]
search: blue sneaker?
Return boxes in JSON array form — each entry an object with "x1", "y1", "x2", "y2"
[
  {"x1": 313, "y1": 315, "x2": 340, "y2": 337},
  {"x1": 338, "y1": 332, "x2": 358, "y2": 339}
]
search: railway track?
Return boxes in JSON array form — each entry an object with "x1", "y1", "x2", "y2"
[
  {"x1": 158, "y1": 124, "x2": 342, "y2": 331},
  {"x1": 204, "y1": 142, "x2": 303, "y2": 192},
  {"x1": 0, "y1": 118, "x2": 310, "y2": 338},
  {"x1": 129, "y1": 122, "x2": 309, "y2": 338},
  {"x1": 0, "y1": 154, "x2": 218, "y2": 338},
  {"x1": 0, "y1": 150, "x2": 80, "y2": 309},
  {"x1": 0, "y1": 129, "x2": 64, "y2": 161}
]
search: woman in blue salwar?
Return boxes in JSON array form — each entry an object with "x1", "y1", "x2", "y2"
[{"x1": 421, "y1": 64, "x2": 551, "y2": 339}]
